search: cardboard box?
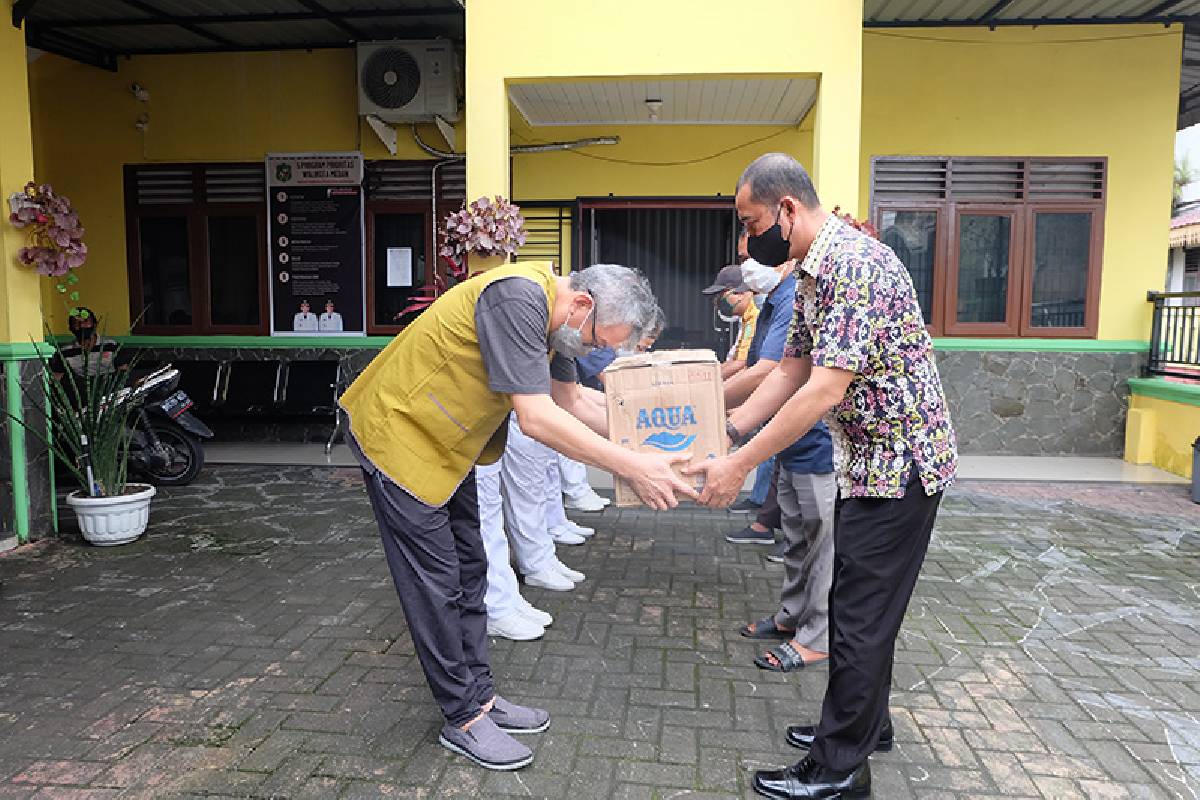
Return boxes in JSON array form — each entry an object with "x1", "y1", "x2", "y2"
[{"x1": 603, "y1": 349, "x2": 727, "y2": 507}]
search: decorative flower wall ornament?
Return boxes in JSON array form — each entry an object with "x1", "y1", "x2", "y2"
[
  {"x1": 439, "y1": 195, "x2": 528, "y2": 268},
  {"x1": 831, "y1": 205, "x2": 879, "y2": 240},
  {"x1": 8, "y1": 182, "x2": 88, "y2": 277}
]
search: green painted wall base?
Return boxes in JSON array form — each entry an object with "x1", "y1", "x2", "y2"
[{"x1": 1128, "y1": 377, "x2": 1200, "y2": 407}]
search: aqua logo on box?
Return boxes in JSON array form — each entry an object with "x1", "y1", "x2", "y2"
[{"x1": 637, "y1": 405, "x2": 697, "y2": 452}]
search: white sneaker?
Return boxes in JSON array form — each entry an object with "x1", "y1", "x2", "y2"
[
  {"x1": 487, "y1": 611, "x2": 545, "y2": 641},
  {"x1": 551, "y1": 558, "x2": 585, "y2": 583},
  {"x1": 548, "y1": 527, "x2": 586, "y2": 545},
  {"x1": 564, "y1": 490, "x2": 610, "y2": 512},
  {"x1": 562, "y1": 520, "x2": 594, "y2": 538},
  {"x1": 525, "y1": 569, "x2": 575, "y2": 591},
  {"x1": 516, "y1": 601, "x2": 553, "y2": 627}
]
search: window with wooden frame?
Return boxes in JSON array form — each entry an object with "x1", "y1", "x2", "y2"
[
  {"x1": 125, "y1": 164, "x2": 268, "y2": 335},
  {"x1": 871, "y1": 157, "x2": 1106, "y2": 338},
  {"x1": 363, "y1": 160, "x2": 464, "y2": 335}
]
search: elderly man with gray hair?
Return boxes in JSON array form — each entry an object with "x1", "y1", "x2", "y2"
[{"x1": 339, "y1": 260, "x2": 691, "y2": 772}]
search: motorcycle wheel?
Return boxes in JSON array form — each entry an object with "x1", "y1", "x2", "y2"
[{"x1": 144, "y1": 425, "x2": 205, "y2": 486}]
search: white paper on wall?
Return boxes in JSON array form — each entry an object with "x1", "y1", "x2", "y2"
[{"x1": 386, "y1": 247, "x2": 413, "y2": 287}]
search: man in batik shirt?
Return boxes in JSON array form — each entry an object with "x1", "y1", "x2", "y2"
[{"x1": 688, "y1": 152, "x2": 957, "y2": 800}]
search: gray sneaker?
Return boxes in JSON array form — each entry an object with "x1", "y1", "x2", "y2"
[
  {"x1": 488, "y1": 695, "x2": 551, "y2": 734},
  {"x1": 438, "y1": 715, "x2": 533, "y2": 771}
]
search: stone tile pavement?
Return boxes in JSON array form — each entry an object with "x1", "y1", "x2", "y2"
[{"x1": 0, "y1": 466, "x2": 1198, "y2": 799}]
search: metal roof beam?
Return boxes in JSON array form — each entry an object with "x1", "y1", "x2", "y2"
[
  {"x1": 1139, "y1": 1, "x2": 1187, "y2": 20},
  {"x1": 294, "y1": 0, "x2": 362, "y2": 39},
  {"x1": 37, "y1": 9, "x2": 462, "y2": 29},
  {"x1": 116, "y1": 0, "x2": 237, "y2": 46},
  {"x1": 12, "y1": 0, "x2": 40, "y2": 28},
  {"x1": 976, "y1": 0, "x2": 1015, "y2": 24},
  {"x1": 865, "y1": 15, "x2": 1198, "y2": 28},
  {"x1": 24, "y1": 24, "x2": 118, "y2": 70}
]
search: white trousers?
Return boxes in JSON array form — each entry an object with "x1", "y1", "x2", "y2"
[
  {"x1": 501, "y1": 415, "x2": 557, "y2": 575},
  {"x1": 557, "y1": 453, "x2": 593, "y2": 500},
  {"x1": 475, "y1": 461, "x2": 522, "y2": 619},
  {"x1": 544, "y1": 459, "x2": 567, "y2": 531}
]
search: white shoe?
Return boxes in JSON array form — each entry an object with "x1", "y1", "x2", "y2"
[
  {"x1": 525, "y1": 569, "x2": 575, "y2": 591},
  {"x1": 562, "y1": 520, "x2": 594, "y2": 538},
  {"x1": 487, "y1": 611, "x2": 545, "y2": 641},
  {"x1": 548, "y1": 527, "x2": 585, "y2": 545},
  {"x1": 551, "y1": 558, "x2": 585, "y2": 583},
  {"x1": 564, "y1": 490, "x2": 610, "y2": 512},
  {"x1": 516, "y1": 601, "x2": 553, "y2": 627}
]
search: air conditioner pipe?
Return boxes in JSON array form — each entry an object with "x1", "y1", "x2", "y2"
[
  {"x1": 414, "y1": 124, "x2": 619, "y2": 275},
  {"x1": 411, "y1": 123, "x2": 619, "y2": 160}
]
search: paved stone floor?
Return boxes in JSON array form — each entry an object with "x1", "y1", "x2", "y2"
[{"x1": 1, "y1": 466, "x2": 1198, "y2": 799}]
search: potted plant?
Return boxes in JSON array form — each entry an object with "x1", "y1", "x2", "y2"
[
  {"x1": 7, "y1": 182, "x2": 154, "y2": 546},
  {"x1": 395, "y1": 195, "x2": 528, "y2": 324}
]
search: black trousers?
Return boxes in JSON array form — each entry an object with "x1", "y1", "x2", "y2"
[
  {"x1": 361, "y1": 468, "x2": 495, "y2": 728},
  {"x1": 808, "y1": 471, "x2": 943, "y2": 771}
]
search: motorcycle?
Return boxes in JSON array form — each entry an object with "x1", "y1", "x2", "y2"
[{"x1": 119, "y1": 365, "x2": 213, "y2": 486}]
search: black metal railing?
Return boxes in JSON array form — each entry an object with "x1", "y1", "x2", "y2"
[{"x1": 1147, "y1": 291, "x2": 1200, "y2": 379}]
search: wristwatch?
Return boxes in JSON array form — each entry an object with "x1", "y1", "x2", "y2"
[{"x1": 725, "y1": 419, "x2": 743, "y2": 447}]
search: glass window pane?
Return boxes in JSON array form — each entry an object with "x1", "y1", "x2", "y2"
[
  {"x1": 1031, "y1": 212, "x2": 1090, "y2": 328},
  {"x1": 372, "y1": 213, "x2": 426, "y2": 326},
  {"x1": 880, "y1": 210, "x2": 937, "y2": 325},
  {"x1": 208, "y1": 216, "x2": 261, "y2": 326},
  {"x1": 139, "y1": 216, "x2": 192, "y2": 326},
  {"x1": 956, "y1": 214, "x2": 1011, "y2": 324}
]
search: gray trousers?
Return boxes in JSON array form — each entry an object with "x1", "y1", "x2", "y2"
[{"x1": 772, "y1": 469, "x2": 838, "y2": 651}]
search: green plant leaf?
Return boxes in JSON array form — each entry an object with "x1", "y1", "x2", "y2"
[{"x1": 69, "y1": 291, "x2": 79, "y2": 301}]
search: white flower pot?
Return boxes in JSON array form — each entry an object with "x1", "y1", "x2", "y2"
[{"x1": 65, "y1": 483, "x2": 157, "y2": 546}]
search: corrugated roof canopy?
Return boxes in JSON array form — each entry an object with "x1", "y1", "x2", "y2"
[
  {"x1": 13, "y1": 0, "x2": 463, "y2": 69},
  {"x1": 11, "y1": 1, "x2": 1200, "y2": 127}
]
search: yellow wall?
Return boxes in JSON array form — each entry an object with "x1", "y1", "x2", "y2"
[
  {"x1": 512, "y1": 120, "x2": 814, "y2": 200},
  {"x1": 1125, "y1": 393, "x2": 1199, "y2": 478},
  {"x1": 861, "y1": 25, "x2": 1182, "y2": 341},
  {"x1": 28, "y1": 50, "x2": 451, "y2": 332},
  {"x1": 466, "y1": 0, "x2": 862, "y2": 219},
  {"x1": 1, "y1": 22, "x2": 43, "y2": 344}
]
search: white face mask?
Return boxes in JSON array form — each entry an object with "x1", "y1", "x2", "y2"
[{"x1": 741, "y1": 258, "x2": 782, "y2": 294}]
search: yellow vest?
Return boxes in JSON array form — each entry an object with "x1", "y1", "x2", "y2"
[{"x1": 340, "y1": 261, "x2": 558, "y2": 507}]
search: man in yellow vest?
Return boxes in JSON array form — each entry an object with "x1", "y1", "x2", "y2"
[{"x1": 339, "y1": 261, "x2": 695, "y2": 771}]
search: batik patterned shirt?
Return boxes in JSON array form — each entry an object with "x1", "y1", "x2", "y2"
[{"x1": 784, "y1": 214, "x2": 957, "y2": 498}]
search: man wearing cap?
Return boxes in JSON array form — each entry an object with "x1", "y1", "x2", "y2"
[{"x1": 704, "y1": 262, "x2": 837, "y2": 673}]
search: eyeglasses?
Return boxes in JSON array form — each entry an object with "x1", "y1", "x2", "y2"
[{"x1": 585, "y1": 289, "x2": 599, "y2": 346}]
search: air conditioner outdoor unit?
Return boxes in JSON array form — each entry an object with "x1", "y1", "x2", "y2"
[{"x1": 357, "y1": 40, "x2": 458, "y2": 122}]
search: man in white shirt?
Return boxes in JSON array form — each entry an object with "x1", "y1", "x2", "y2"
[
  {"x1": 319, "y1": 300, "x2": 343, "y2": 332},
  {"x1": 293, "y1": 300, "x2": 318, "y2": 332}
]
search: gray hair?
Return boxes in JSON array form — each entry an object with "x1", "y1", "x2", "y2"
[
  {"x1": 646, "y1": 306, "x2": 666, "y2": 340},
  {"x1": 736, "y1": 152, "x2": 820, "y2": 210},
  {"x1": 571, "y1": 263, "x2": 658, "y2": 346}
]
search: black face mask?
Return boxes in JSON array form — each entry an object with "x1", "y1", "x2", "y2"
[
  {"x1": 746, "y1": 205, "x2": 793, "y2": 267},
  {"x1": 73, "y1": 327, "x2": 90, "y2": 343}
]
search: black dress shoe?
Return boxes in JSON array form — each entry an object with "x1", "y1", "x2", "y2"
[
  {"x1": 785, "y1": 722, "x2": 893, "y2": 753},
  {"x1": 753, "y1": 756, "x2": 871, "y2": 799}
]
